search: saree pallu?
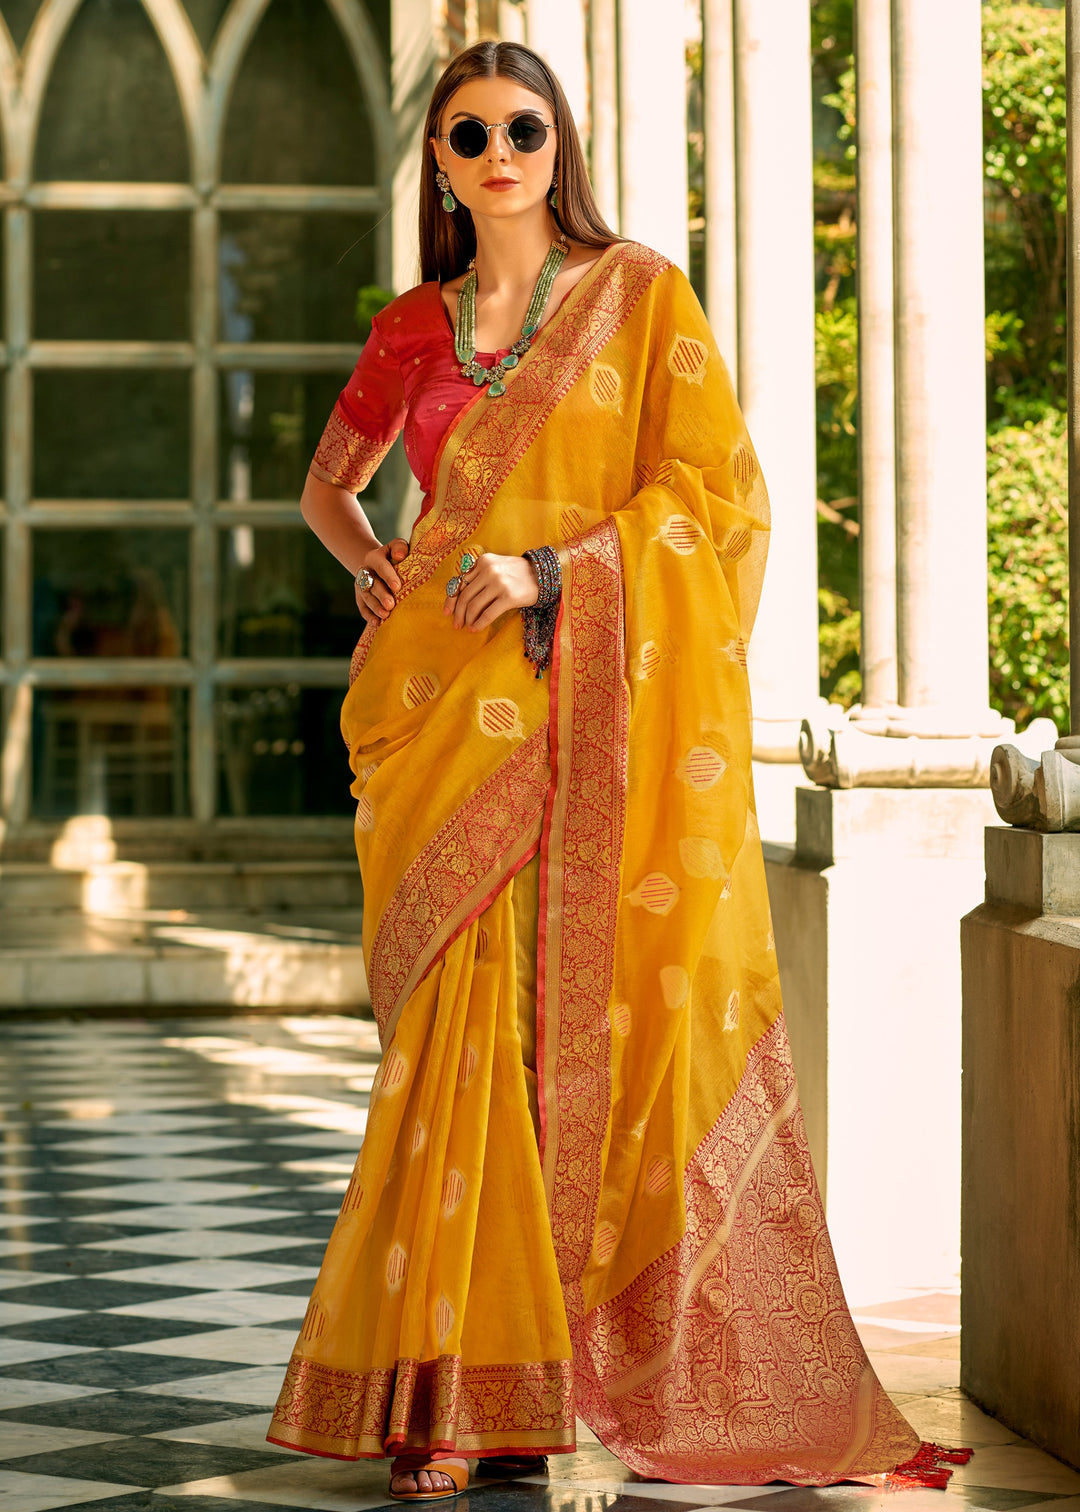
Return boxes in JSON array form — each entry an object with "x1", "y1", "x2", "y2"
[{"x1": 268, "y1": 241, "x2": 921, "y2": 1483}]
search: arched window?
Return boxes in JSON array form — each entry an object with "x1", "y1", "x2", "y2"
[{"x1": 0, "y1": 0, "x2": 391, "y2": 825}]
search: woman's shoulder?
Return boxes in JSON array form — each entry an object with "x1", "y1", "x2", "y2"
[{"x1": 371, "y1": 281, "x2": 445, "y2": 342}]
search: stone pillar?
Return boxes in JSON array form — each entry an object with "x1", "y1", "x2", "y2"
[
  {"x1": 703, "y1": 0, "x2": 737, "y2": 371},
  {"x1": 525, "y1": 0, "x2": 588, "y2": 134},
  {"x1": 889, "y1": 0, "x2": 1003, "y2": 739},
  {"x1": 618, "y1": 0, "x2": 689, "y2": 271},
  {"x1": 588, "y1": 0, "x2": 619, "y2": 230},
  {"x1": 851, "y1": 0, "x2": 897, "y2": 730},
  {"x1": 960, "y1": 830, "x2": 1080, "y2": 1469},
  {"x1": 732, "y1": 0, "x2": 820, "y2": 839}
]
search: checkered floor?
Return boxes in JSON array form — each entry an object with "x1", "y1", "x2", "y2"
[{"x1": 0, "y1": 1015, "x2": 1077, "y2": 1512}]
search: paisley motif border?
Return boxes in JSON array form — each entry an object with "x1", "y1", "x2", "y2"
[
  {"x1": 268, "y1": 1353, "x2": 576, "y2": 1459},
  {"x1": 348, "y1": 241, "x2": 671, "y2": 684},
  {"x1": 369, "y1": 725, "x2": 551, "y2": 1046},
  {"x1": 537, "y1": 521, "x2": 628, "y2": 1287},
  {"x1": 569, "y1": 1015, "x2": 921, "y2": 1484}
]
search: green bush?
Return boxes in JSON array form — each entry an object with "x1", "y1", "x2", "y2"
[{"x1": 987, "y1": 409, "x2": 1069, "y2": 729}]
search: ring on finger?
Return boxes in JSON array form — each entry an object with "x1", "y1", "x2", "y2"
[{"x1": 355, "y1": 567, "x2": 374, "y2": 594}]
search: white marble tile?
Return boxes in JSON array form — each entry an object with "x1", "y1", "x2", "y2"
[
  {"x1": 0, "y1": 1271, "x2": 73, "y2": 1292},
  {"x1": 119, "y1": 1324, "x2": 297, "y2": 1365},
  {"x1": 0, "y1": 1214, "x2": 51, "y2": 1231},
  {"x1": 897, "y1": 1392, "x2": 1022, "y2": 1448},
  {"x1": 149, "y1": 1411, "x2": 295, "y2": 1454},
  {"x1": 950, "y1": 1445, "x2": 1080, "y2": 1495},
  {"x1": 156, "y1": 1455, "x2": 395, "y2": 1509},
  {"x1": 266, "y1": 1132, "x2": 366, "y2": 1150},
  {"x1": 866, "y1": 1349, "x2": 960, "y2": 1394},
  {"x1": 0, "y1": 1379, "x2": 105, "y2": 1411},
  {"x1": 82, "y1": 1228, "x2": 314, "y2": 1259},
  {"x1": 0, "y1": 1240, "x2": 58, "y2": 1258},
  {"x1": 0, "y1": 1339, "x2": 91, "y2": 1366},
  {"x1": 98, "y1": 1258, "x2": 318, "y2": 1290},
  {"x1": 41, "y1": 1111, "x2": 220, "y2": 1133},
  {"x1": 109, "y1": 1289, "x2": 306, "y2": 1326},
  {"x1": 0, "y1": 1300, "x2": 82, "y2": 1326},
  {"x1": 48, "y1": 1134, "x2": 242, "y2": 1156},
  {"x1": 136, "y1": 1364, "x2": 288, "y2": 1407},
  {"x1": 70, "y1": 1202, "x2": 297, "y2": 1229},
  {"x1": 0, "y1": 1422, "x2": 124, "y2": 1458},
  {"x1": 71, "y1": 1179, "x2": 284, "y2": 1204},
  {"x1": 66, "y1": 1156, "x2": 262, "y2": 1181},
  {"x1": 0, "y1": 1469, "x2": 142, "y2": 1510}
]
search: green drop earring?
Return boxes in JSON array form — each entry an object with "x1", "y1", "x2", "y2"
[
  {"x1": 436, "y1": 169, "x2": 456, "y2": 213},
  {"x1": 549, "y1": 172, "x2": 559, "y2": 212}
]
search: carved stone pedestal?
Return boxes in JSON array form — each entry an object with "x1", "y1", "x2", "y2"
[
  {"x1": 960, "y1": 828, "x2": 1080, "y2": 1469},
  {"x1": 764, "y1": 784, "x2": 998, "y2": 1305}
]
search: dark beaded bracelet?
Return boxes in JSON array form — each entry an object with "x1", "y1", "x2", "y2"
[{"x1": 521, "y1": 546, "x2": 562, "y2": 678}]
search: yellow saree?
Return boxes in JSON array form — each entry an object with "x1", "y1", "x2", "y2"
[{"x1": 267, "y1": 241, "x2": 923, "y2": 1484}]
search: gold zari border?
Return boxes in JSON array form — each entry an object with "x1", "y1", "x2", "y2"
[
  {"x1": 268, "y1": 1353, "x2": 576, "y2": 1459},
  {"x1": 312, "y1": 404, "x2": 393, "y2": 494}
]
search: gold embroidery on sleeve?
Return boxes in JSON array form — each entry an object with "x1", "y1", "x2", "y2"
[{"x1": 312, "y1": 406, "x2": 392, "y2": 494}]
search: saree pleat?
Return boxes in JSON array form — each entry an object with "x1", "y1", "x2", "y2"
[{"x1": 269, "y1": 241, "x2": 921, "y2": 1483}]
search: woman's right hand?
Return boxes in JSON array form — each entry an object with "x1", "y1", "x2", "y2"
[{"x1": 356, "y1": 538, "x2": 410, "y2": 621}]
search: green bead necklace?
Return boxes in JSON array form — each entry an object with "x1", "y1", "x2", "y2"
[{"x1": 454, "y1": 237, "x2": 569, "y2": 398}]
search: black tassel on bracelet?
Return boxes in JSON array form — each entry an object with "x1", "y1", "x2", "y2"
[{"x1": 521, "y1": 546, "x2": 562, "y2": 679}]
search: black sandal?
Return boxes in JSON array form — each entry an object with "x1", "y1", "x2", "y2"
[{"x1": 475, "y1": 1456, "x2": 548, "y2": 1479}]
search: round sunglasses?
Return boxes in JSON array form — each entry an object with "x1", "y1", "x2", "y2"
[{"x1": 440, "y1": 112, "x2": 554, "y2": 160}]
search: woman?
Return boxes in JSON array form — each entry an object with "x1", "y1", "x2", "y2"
[{"x1": 267, "y1": 39, "x2": 961, "y2": 1502}]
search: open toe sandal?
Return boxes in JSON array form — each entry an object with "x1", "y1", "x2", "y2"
[{"x1": 389, "y1": 1457, "x2": 469, "y2": 1502}]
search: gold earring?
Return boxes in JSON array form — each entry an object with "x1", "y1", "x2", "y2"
[{"x1": 436, "y1": 169, "x2": 456, "y2": 213}]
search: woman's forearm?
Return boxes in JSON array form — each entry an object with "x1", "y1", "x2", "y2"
[{"x1": 300, "y1": 472, "x2": 382, "y2": 576}]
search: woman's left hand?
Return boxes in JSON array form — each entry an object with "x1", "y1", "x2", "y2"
[{"x1": 444, "y1": 553, "x2": 539, "y2": 631}]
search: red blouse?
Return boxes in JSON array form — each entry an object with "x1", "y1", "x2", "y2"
[{"x1": 310, "y1": 281, "x2": 512, "y2": 512}]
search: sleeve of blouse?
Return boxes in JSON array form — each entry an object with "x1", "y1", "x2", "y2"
[{"x1": 309, "y1": 312, "x2": 407, "y2": 494}]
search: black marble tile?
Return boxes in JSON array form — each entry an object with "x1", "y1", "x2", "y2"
[
  {"x1": 0, "y1": 1311, "x2": 227, "y2": 1349},
  {"x1": 51, "y1": 1495, "x2": 301, "y2": 1512},
  {"x1": 0, "y1": 1196, "x2": 134, "y2": 1219},
  {"x1": 0, "y1": 1387, "x2": 262, "y2": 1433},
  {"x1": 12, "y1": 1434, "x2": 280, "y2": 1486},
  {"x1": 243, "y1": 1244, "x2": 331, "y2": 1269},
  {"x1": 247, "y1": 1278, "x2": 322, "y2": 1297},
  {"x1": 0, "y1": 1277, "x2": 199, "y2": 1309},
  {"x1": 0, "y1": 1347, "x2": 245, "y2": 1387},
  {"x1": 234, "y1": 1188, "x2": 347, "y2": 1211},
  {"x1": 0, "y1": 1243, "x2": 178, "y2": 1276},
  {"x1": 219, "y1": 1215, "x2": 335, "y2": 1240},
  {"x1": 1, "y1": 1169, "x2": 127, "y2": 1193}
]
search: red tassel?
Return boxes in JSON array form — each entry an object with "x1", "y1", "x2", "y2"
[{"x1": 886, "y1": 1441, "x2": 974, "y2": 1490}]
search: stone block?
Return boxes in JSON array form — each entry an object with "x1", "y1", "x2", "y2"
[
  {"x1": 961, "y1": 895, "x2": 1080, "y2": 1469},
  {"x1": 983, "y1": 826, "x2": 1080, "y2": 915},
  {"x1": 26, "y1": 954, "x2": 147, "y2": 1005}
]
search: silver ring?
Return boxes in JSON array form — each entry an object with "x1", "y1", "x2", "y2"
[
  {"x1": 355, "y1": 568, "x2": 374, "y2": 593},
  {"x1": 445, "y1": 574, "x2": 462, "y2": 597}
]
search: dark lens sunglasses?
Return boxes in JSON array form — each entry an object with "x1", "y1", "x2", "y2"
[{"x1": 441, "y1": 112, "x2": 554, "y2": 160}]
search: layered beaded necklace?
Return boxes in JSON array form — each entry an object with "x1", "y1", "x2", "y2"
[{"x1": 454, "y1": 236, "x2": 569, "y2": 397}]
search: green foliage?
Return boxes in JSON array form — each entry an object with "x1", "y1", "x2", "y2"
[
  {"x1": 355, "y1": 284, "x2": 396, "y2": 341},
  {"x1": 987, "y1": 410, "x2": 1069, "y2": 729},
  {"x1": 983, "y1": 0, "x2": 1066, "y2": 411}
]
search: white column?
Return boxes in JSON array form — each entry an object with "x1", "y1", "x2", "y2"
[
  {"x1": 498, "y1": 1, "x2": 526, "y2": 44},
  {"x1": 890, "y1": 0, "x2": 1003, "y2": 738},
  {"x1": 618, "y1": 0, "x2": 689, "y2": 271},
  {"x1": 733, "y1": 0, "x2": 819, "y2": 755},
  {"x1": 703, "y1": 0, "x2": 737, "y2": 373},
  {"x1": 588, "y1": 0, "x2": 620, "y2": 230},
  {"x1": 851, "y1": 0, "x2": 897, "y2": 729},
  {"x1": 391, "y1": 0, "x2": 438, "y2": 297},
  {"x1": 526, "y1": 0, "x2": 589, "y2": 132}
]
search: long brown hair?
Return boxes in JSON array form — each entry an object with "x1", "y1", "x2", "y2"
[{"x1": 419, "y1": 40, "x2": 618, "y2": 285}]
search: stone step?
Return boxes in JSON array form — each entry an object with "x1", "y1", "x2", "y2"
[
  {"x1": 0, "y1": 861, "x2": 363, "y2": 914},
  {"x1": 0, "y1": 909, "x2": 370, "y2": 1011}
]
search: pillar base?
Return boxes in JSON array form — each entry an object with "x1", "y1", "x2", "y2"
[
  {"x1": 961, "y1": 826, "x2": 1080, "y2": 1469},
  {"x1": 765, "y1": 785, "x2": 997, "y2": 1305}
]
